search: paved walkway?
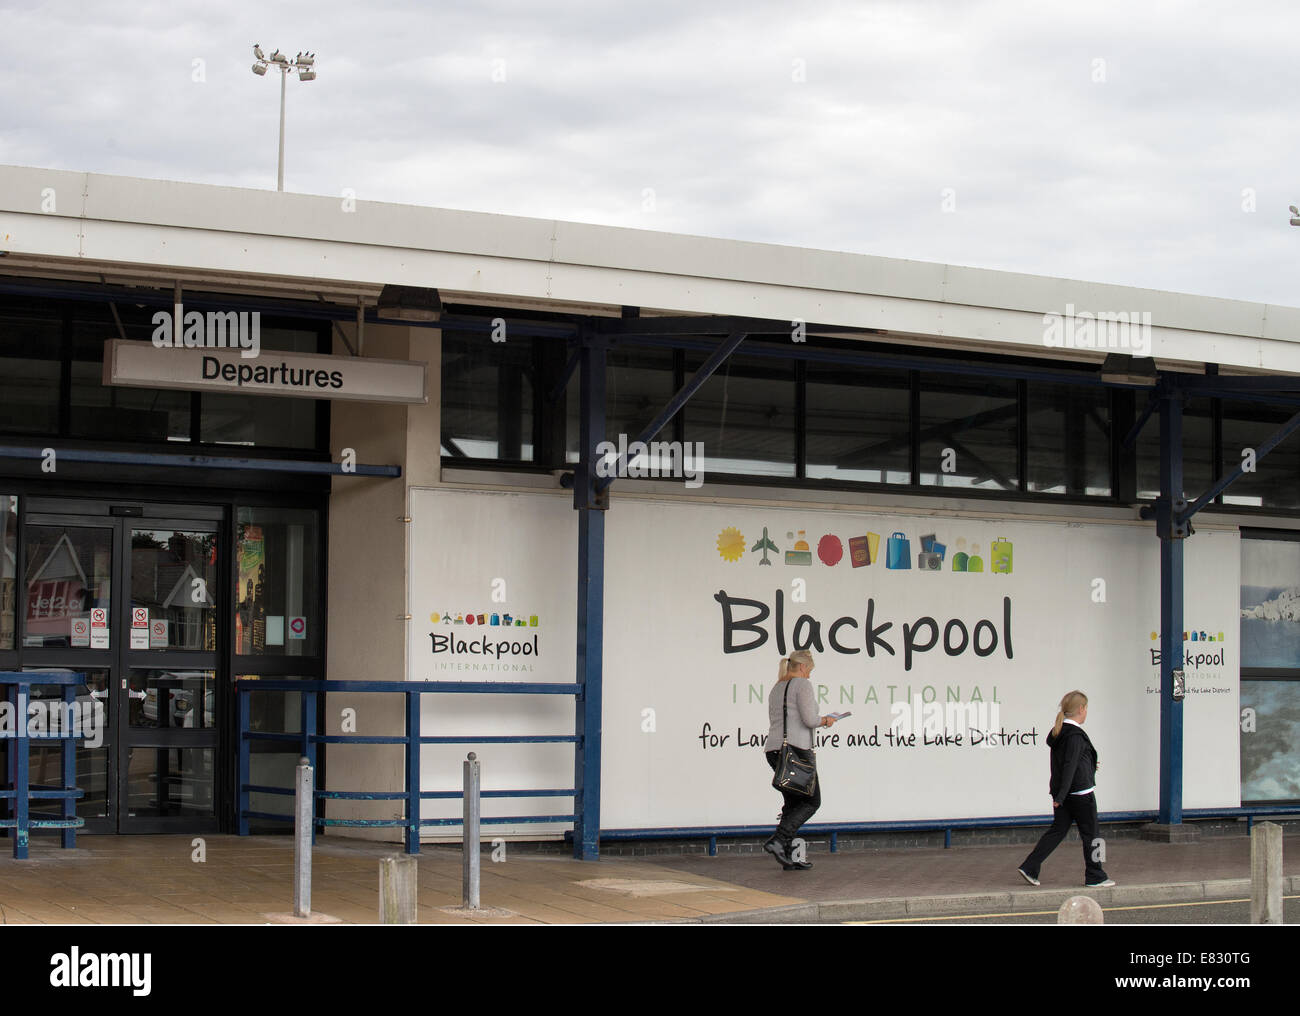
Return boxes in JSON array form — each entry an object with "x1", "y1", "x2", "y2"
[{"x1": 0, "y1": 831, "x2": 1295, "y2": 924}]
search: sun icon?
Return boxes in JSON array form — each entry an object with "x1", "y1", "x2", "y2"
[{"x1": 716, "y1": 526, "x2": 745, "y2": 562}]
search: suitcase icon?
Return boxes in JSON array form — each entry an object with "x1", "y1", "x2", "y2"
[{"x1": 991, "y1": 537, "x2": 1013, "y2": 574}]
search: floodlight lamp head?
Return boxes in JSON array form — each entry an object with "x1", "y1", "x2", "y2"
[
  {"x1": 298, "y1": 69, "x2": 316, "y2": 81},
  {"x1": 252, "y1": 62, "x2": 267, "y2": 76}
]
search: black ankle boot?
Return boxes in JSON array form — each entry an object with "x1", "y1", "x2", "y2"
[{"x1": 763, "y1": 837, "x2": 793, "y2": 867}]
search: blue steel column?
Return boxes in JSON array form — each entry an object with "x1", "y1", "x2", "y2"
[
  {"x1": 1157, "y1": 389, "x2": 1186, "y2": 825},
  {"x1": 573, "y1": 332, "x2": 607, "y2": 860},
  {"x1": 301, "y1": 690, "x2": 318, "y2": 845},
  {"x1": 405, "y1": 691, "x2": 421, "y2": 855}
]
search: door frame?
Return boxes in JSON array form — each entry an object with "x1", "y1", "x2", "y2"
[{"x1": 18, "y1": 498, "x2": 228, "y2": 833}]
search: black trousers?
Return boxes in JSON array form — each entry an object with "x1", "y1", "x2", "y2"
[
  {"x1": 766, "y1": 749, "x2": 821, "y2": 846},
  {"x1": 1019, "y1": 792, "x2": 1109, "y2": 884}
]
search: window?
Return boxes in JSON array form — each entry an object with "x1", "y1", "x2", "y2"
[
  {"x1": 565, "y1": 346, "x2": 677, "y2": 464},
  {"x1": 441, "y1": 333, "x2": 538, "y2": 461},
  {"x1": 70, "y1": 302, "x2": 191, "y2": 442},
  {"x1": 0, "y1": 495, "x2": 15, "y2": 650},
  {"x1": 805, "y1": 362, "x2": 910, "y2": 484},
  {"x1": 919, "y1": 373, "x2": 1018, "y2": 491},
  {"x1": 0, "y1": 291, "x2": 331, "y2": 454},
  {"x1": 1221, "y1": 402, "x2": 1300, "y2": 510},
  {"x1": 1137, "y1": 397, "x2": 1214, "y2": 501},
  {"x1": 1026, "y1": 382, "x2": 1112, "y2": 496},
  {"x1": 0, "y1": 302, "x2": 61, "y2": 435},
  {"x1": 236, "y1": 507, "x2": 321, "y2": 657},
  {"x1": 1240, "y1": 534, "x2": 1300, "y2": 804},
  {"x1": 200, "y1": 327, "x2": 322, "y2": 449},
  {"x1": 683, "y1": 353, "x2": 795, "y2": 478}
]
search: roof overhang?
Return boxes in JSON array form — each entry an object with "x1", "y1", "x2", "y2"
[{"x1": 3, "y1": 164, "x2": 1300, "y2": 374}]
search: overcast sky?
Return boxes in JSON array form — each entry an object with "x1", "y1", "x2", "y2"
[{"x1": 3, "y1": 0, "x2": 1299, "y2": 306}]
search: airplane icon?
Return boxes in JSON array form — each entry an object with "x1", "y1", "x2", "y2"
[{"x1": 751, "y1": 527, "x2": 779, "y2": 565}]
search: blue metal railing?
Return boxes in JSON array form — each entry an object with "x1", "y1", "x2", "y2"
[
  {"x1": 237, "y1": 679, "x2": 1300, "y2": 858},
  {"x1": 236, "y1": 679, "x2": 581, "y2": 854},
  {"x1": 0, "y1": 671, "x2": 88, "y2": 859}
]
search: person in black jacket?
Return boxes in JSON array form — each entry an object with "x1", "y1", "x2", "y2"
[{"x1": 1017, "y1": 691, "x2": 1115, "y2": 887}]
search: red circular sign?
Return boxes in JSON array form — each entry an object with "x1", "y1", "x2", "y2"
[{"x1": 817, "y1": 534, "x2": 843, "y2": 566}]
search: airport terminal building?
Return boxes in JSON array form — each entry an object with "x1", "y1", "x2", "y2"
[{"x1": 1, "y1": 164, "x2": 1298, "y2": 856}]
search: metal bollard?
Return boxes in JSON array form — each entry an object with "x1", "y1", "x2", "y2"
[
  {"x1": 380, "y1": 855, "x2": 418, "y2": 924},
  {"x1": 1250, "y1": 821, "x2": 1283, "y2": 925},
  {"x1": 294, "y1": 756, "x2": 313, "y2": 918},
  {"x1": 463, "y1": 752, "x2": 480, "y2": 910}
]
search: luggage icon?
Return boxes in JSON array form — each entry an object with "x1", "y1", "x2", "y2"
[{"x1": 991, "y1": 537, "x2": 1013, "y2": 574}]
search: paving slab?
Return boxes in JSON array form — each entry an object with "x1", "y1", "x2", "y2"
[{"x1": 1, "y1": 829, "x2": 1295, "y2": 924}]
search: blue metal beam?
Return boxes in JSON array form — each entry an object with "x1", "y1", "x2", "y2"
[
  {"x1": 595, "y1": 330, "x2": 748, "y2": 492},
  {"x1": 573, "y1": 331, "x2": 606, "y2": 859},
  {"x1": 615, "y1": 333, "x2": 1134, "y2": 388},
  {"x1": 1174, "y1": 374, "x2": 1300, "y2": 394},
  {"x1": 1121, "y1": 394, "x2": 1158, "y2": 450},
  {"x1": 547, "y1": 346, "x2": 581, "y2": 403},
  {"x1": 0, "y1": 444, "x2": 400, "y2": 477}
]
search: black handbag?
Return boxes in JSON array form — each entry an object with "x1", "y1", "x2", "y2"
[{"x1": 772, "y1": 681, "x2": 817, "y2": 798}]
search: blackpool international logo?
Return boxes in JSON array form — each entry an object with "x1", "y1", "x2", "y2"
[
  {"x1": 427, "y1": 609, "x2": 540, "y2": 660},
  {"x1": 1148, "y1": 628, "x2": 1228, "y2": 670}
]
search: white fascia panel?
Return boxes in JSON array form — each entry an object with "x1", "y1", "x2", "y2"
[{"x1": 6, "y1": 164, "x2": 1300, "y2": 374}]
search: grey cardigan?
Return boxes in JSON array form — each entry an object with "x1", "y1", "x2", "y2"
[{"x1": 764, "y1": 678, "x2": 820, "y2": 751}]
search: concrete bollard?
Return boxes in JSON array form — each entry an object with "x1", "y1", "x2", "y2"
[
  {"x1": 380, "y1": 855, "x2": 419, "y2": 924},
  {"x1": 463, "y1": 752, "x2": 480, "y2": 910},
  {"x1": 293, "y1": 756, "x2": 313, "y2": 918},
  {"x1": 1250, "y1": 821, "x2": 1283, "y2": 925},
  {"x1": 1058, "y1": 895, "x2": 1104, "y2": 924}
]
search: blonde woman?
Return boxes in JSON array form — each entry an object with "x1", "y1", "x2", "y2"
[
  {"x1": 763, "y1": 650, "x2": 836, "y2": 870},
  {"x1": 1017, "y1": 691, "x2": 1115, "y2": 888}
]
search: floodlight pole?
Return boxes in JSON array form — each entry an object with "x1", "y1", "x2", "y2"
[
  {"x1": 252, "y1": 47, "x2": 315, "y2": 192},
  {"x1": 278, "y1": 65, "x2": 287, "y2": 192}
]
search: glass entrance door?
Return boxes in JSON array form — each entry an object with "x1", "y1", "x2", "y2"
[{"x1": 20, "y1": 501, "x2": 224, "y2": 833}]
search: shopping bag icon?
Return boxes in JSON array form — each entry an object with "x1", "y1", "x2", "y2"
[
  {"x1": 991, "y1": 537, "x2": 1013, "y2": 574},
  {"x1": 886, "y1": 532, "x2": 911, "y2": 570}
]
